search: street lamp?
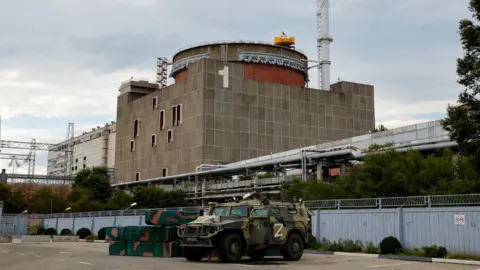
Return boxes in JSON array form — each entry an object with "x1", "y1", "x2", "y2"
[
  {"x1": 124, "y1": 202, "x2": 137, "y2": 210},
  {"x1": 64, "y1": 207, "x2": 71, "y2": 212}
]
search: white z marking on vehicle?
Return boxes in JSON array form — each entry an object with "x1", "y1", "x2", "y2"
[{"x1": 274, "y1": 223, "x2": 284, "y2": 238}]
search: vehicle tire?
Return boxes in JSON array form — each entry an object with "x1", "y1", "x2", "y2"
[
  {"x1": 247, "y1": 248, "x2": 267, "y2": 261},
  {"x1": 217, "y1": 233, "x2": 244, "y2": 263},
  {"x1": 183, "y1": 247, "x2": 205, "y2": 261},
  {"x1": 282, "y1": 232, "x2": 304, "y2": 261}
]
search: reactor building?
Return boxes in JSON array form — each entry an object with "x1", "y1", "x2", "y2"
[{"x1": 114, "y1": 40, "x2": 375, "y2": 184}]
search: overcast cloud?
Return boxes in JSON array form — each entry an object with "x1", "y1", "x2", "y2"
[{"x1": 0, "y1": 0, "x2": 471, "y2": 174}]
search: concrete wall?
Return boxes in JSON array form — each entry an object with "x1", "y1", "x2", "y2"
[
  {"x1": 311, "y1": 206, "x2": 480, "y2": 256},
  {"x1": 202, "y1": 59, "x2": 374, "y2": 165},
  {"x1": 115, "y1": 61, "x2": 206, "y2": 183}
]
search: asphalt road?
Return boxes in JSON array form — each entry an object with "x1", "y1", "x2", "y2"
[{"x1": 0, "y1": 242, "x2": 478, "y2": 270}]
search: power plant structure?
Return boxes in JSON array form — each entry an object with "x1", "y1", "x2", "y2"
[{"x1": 114, "y1": 37, "x2": 375, "y2": 185}]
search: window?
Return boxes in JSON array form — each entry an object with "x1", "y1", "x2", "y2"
[
  {"x1": 151, "y1": 134, "x2": 157, "y2": 147},
  {"x1": 74, "y1": 166, "x2": 78, "y2": 171},
  {"x1": 287, "y1": 208, "x2": 298, "y2": 214},
  {"x1": 230, "y1": 206, "x2": 249, "y2": 217},
  {"x1": 75, "y1": 158, "x2": 78, "y2": 163},
  {"x1": 135, "y1": 172, "x2": 140, "y2": 181},
  {"x1": 83, "y1": 164, "x2": 86, "y2": 169},
  {"x1": 270, "y1": 208, "x2": 281, "y2": 216},
  {"x1": 152, "y1": 96, "x2": 158, "y2": 109},
  {"x1": 71, "y1": 167, "x2": 74, "y2": 171},
  {"x1": 250, "y1": 209, "x2": 268, "y2": 217},
  {"x1": 159, "y1": 110, "x2": 165, "y2": 130},
  {"x1": 212, "y1": 207, "x2": 228, "y2": 216},
  {"x1": 162, "y1": 168, "x2": 168, "y2": 177},
  {"x1": 130, "y1": 140, "x2": 135, "y2": 152},
  {"x1": 172, "y1": 104, "x2": 183, "y2": 126},
  {"x1": 83, "y1": 156, "x2": 86, "y2": 161},
  {"x1": 133, "y1": 119, "x2": 139, "y2": 137},
  {"x1": 167, "y1": 129, "x2": 173, "y2": 143}
]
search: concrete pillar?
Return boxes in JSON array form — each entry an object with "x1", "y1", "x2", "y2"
[
  {"x1": 316, "y1": 163, "x2": 324, "y2": 181},
  {"x1": 340, "y1": 163, "x2": 346, "y2": 174},
  {"x1": 281, "y1": 168, "x2": 288, "y2": 182},
  {"x1": 253, "y1": 173, "x2": 258, "y2": 188},
  {"x1": 201, "y1": 178, "x2": 206, "y2": 195}
]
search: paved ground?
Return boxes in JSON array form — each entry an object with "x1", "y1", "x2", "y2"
[{"x1": 0, "y1": 242, "x2": 478, "y2": 270}]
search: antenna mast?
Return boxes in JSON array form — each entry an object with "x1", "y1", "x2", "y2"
[{"x1": 317, "y1": 0, "x2": 333, "y2": 90}]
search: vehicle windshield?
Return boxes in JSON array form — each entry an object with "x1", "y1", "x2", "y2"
[
  {"x1": 230, "y1": 206, "x2": 248, "y2": 217},
  {"x1": 250, "y1": 208, "x2": 268, "y2": 217},
  {"x1": 211, "y1": 206, "x2": 228, "y2": 216}
]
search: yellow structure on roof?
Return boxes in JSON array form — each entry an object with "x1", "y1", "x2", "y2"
[{"x1": 274, "y1": 32, "x2": 296, "y2": 47}]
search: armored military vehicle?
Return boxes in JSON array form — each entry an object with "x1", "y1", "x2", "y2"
[{"x1": 177, "y1": 192, "x2": 310, "y2": 263}]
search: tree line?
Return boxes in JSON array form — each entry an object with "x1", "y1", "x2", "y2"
[{"x1": 0, "y1": 167, "x2": 191, "y2": 214}]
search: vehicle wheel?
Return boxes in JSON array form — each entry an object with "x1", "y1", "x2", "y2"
[
  {"x1": 217, "y1": 233, "x2": 244, "y2": 263},
  {"x1": 183, "y1": 247, "x2": 205, "y2": 261},
  {"x1": 247, "y1": 248, "x2": 267, "y2": 261},
  {"x1": 282, "y1": 233, "x2": 304, "y2": 261}
]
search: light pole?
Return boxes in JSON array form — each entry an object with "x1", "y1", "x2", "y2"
[
  {"x1": 64, "y1": 207, "x2": 71, "y2": 212},
  {"x1": 124, "y1": 202, "x2": 137, "y2": 211}
]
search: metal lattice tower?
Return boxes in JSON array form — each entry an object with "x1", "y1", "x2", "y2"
[
  {"x1": 156, "y1": 57, "x2": 168, "y2": 89},
  {"x1": 317, "y1": 0, "x2": 333, "y2": 90},
  {"x1": 63, "y1": 123, "x2": 74, "y2": 176}
]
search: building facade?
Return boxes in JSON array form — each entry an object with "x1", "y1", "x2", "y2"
[
  {"x1": 47, "y1": 123, "x2": 116, "y2": 177},
  {"x1": 114, "y1": 41, "x2": 375, "y2": 184}
]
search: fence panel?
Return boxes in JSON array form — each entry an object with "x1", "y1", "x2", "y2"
[
  {"x1": 93, "y1": 217, "x2": 115, "y2": 234},
  {"x1": 402, "y1": 207, "x2": 480, "y2": 255},
  {"x1": 314, "y1": 208, "x2": 399, "y2": 246},
  {"x1": 56, "y1": 218, "x2": 74, "y2": 233},
  {"x1": 310, "y1": 206, "x2": 480, "y2": 256}
]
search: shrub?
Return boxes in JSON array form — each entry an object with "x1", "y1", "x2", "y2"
[
  {"x1": 36, "y1": 226, "x2": 46, "y2": 235},
  {"x1": 97, "y1": 227, "x2": 106, "y2": 240},
  {"x1": 76, "y1": 228, "x2": 92, "y2": 239},
  {"x1": 363, "y1": 241, "x2": 379, "y2": 254},
  {"x1": 60, "y1": 229, "x2": 72, "y2": 236},
  {"x1": 85, "y1": 235, "x2": 97, "y2": 242},
  {"x1": 379, "y1": 236, "x2": 402, "y2": 255},
  {"x1": 422, "y1": 245, "x2": 448, "y2": 258},
  {"x1": 44, "y1": 228, "x2": 57, "y2": 236},
  {"x1": 27, "y1": 224, "x2": 41, "y2": 235}
]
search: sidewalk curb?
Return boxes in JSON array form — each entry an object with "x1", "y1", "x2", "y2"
[{"x1": 305, "y1": 250, "x2": 480, "y2": 266}]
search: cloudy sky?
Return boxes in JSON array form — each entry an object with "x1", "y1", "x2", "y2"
[{"x1": 0, "y1": 0, "x2": 471, "y2": 174}]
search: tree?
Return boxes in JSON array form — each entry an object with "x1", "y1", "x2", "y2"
[
  {"x1": 441, "y1": 0, "x2": 480, "y2": 168},
  {"x1": 371, "y1": 124, "x2": 388, "y2": 133},
  {"x1": 73, "y1": 167, "x2": 112, "y2": 203},
  {"x1": 28, "y1": 187, "x2": 67, "y2": 214},
  {"x1": 67, "y1": 187, "x2": 104, "y2": 212},
  {"x1": 133, "y1": 186, "x2": 189, "y2": 209},
  {"x1": 105, "y1": 189, "x2": 134, "y2": 210}
]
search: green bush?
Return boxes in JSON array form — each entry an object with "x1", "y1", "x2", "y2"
[
  {"x1": 422, "y1": 245, "x2": 448, "y2": 258},
  {"x1": 36, "y1": 226, "x2": 46, "y2": 235},
  {"x1": 363, "y1": 242, "x2": 379, "y2": 254},
  {"x1": 60, "y1": 229, "x2": 72, "y2": 236},
  {"x1": 379, "y1": 236, "x2": 402, "y2": 255},
  {"x1": 76, "y1": 228, "x2": 92, "y2": 239},
  {"x1": 27, "y1": 224, "x2": 44, "y2": 235},
  {"x1": 85, "y1": 235, "x2": 97, "y2": 242},
  {"x1": 44, "y1": 228, "x2": 57, "y2": 236},
  {"x1": 97, "y1": 227, "x2": 106, "y2": 240},
  {"x1": 314, "y1": 238, "x2": 365, "y2": 253}
]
